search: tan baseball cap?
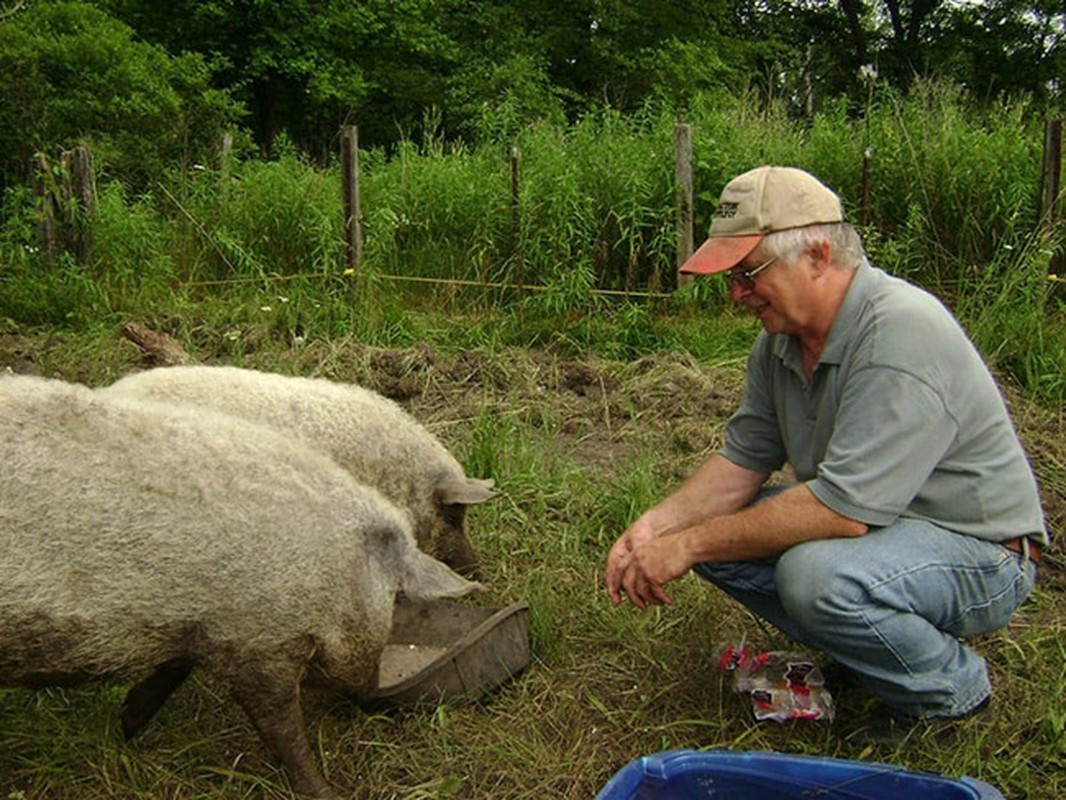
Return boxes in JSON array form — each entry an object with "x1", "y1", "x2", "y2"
[{"x1": 680, "y1": 165, "x2": 844, "y2": 275}]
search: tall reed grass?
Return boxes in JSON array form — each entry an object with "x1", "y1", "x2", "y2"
[
  {"x1": 1, "y1": 80, "x2": 1063, "y2": 399},
  {"x1": 2, "y1": 83, "x2": 1065, "y2": 800}
]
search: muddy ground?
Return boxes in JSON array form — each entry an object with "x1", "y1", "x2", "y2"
[
  {"x1": 2, "y1": 326, "x2": 1064, "y2": 797},
  {"x1": 1, "y1": 327, "x2": 1062, "y2": 586}
]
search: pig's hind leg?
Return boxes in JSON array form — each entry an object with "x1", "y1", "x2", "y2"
[{"x1": 121, "y1": 659, "x2": 194, "y2": 739}]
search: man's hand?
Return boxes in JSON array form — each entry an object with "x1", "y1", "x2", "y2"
[
  {"x1": 606, "y1": 522, "x2": 693, "y2": 610},
  {"x1": 605, "y1": 516, "x2": 657, "y2": 606},
  {"x1": 604, "y1": 455, "x2": 773, "y2": 610}
]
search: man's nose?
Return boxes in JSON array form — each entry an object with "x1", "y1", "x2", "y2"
[{"x1": 729, "y1": 281, "x2": 750, "y2": 302}]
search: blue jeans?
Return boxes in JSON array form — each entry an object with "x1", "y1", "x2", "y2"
[{"x1": 693, "y1": 512, "x2": 1037, "y2": 719}]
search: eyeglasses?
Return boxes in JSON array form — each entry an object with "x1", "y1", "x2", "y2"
[{"x1": 726, "y1": 256, "x2": 778, "y2": 291}]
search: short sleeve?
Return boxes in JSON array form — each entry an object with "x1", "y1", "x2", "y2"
[
  {"x1": 722, "y1": 335, "x2": 788, "y2": 474},
  {"x1": 806, "y1": 365, "x2": 958, "y2": 526}
]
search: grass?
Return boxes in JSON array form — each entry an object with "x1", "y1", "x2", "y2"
[
  {"x1": 1, "y1": 79, "x2": 1065, "y2": 797},
  {"x1": 1, "y1": 297, "x2": 1064, "y2": 800},
  {"x1": 5, "y1": 78, "x2": 1064, "y2": 401}
]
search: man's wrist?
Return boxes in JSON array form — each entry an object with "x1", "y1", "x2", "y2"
[
  {"x1": 679, "y1": 514, "x2": 731, "y2": 565},
  {"x1": 633, "y1": 509, "x2": 663, "y2": 538},
  {"x1": 675, "y1": 527, "x2": 704, "y2": 568}
]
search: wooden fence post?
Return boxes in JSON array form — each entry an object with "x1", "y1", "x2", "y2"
[
  {"x1": 1040, "y1": 118, "x2": 1063, "y2": 278},
  {"x1": 34, "y1": 154, "x2": 59, "y2": 263},
  {"x1": 861, "y1": 148, "x2": 872, "y2": 227},
  {"x1": 341, "y1": 125, "x2": 362, "y2": 274},
  {"x1": 510, "y1": 145, "x2": 523, "y2": 278},
  {"x1": 66, "y1": 146, "x2": 94, "y2": 265},
  {"x1": 219, "y1": 131, "x2": 234, "y2": 202},
  {"x1": 675, "y1": 122, "x2": 694, "y2": 288},
  {"x1": 33, "y1": 147, "x2": 94, "y2": 265},
  {"x1": 511, "y1": 146, "x2": 520, "y2": 236}
]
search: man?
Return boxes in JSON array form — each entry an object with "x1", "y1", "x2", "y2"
[{"x1": 604, "y1": 165, "x2": 1046, "y2": 724}]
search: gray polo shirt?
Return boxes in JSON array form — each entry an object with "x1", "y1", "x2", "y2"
[{"x1": 722, "y1": 262, "x2": 1048, "y2": 544}]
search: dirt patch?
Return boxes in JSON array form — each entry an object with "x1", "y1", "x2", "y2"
[
  {"x1": 0, "y1": 332, "x2": 67, "y2": 374},
  {"x1": 2, "y1": 328, "x2": 1064, "y2": 799},
  {"x1": 2, "y1": 331, "x2": 1061, "y2": 579}
]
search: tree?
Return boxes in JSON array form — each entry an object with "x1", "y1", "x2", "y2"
[
  {"x1": 934, "y1": 0, "x2": 1063, "y2": 103},
  {"x1": 101, "y1": 0, "x2": 763, "y2": 152},
  {"x1": 0, "y1": 0, "x2": 26, "y2": 20},
  {"x1": 580, "y1": 0, "x2": 753, "y2": 111},
  {"x1": 765, "y1": 0, "x2": 948, "y2": 102},
  {"x1": 744, "y1": 0, "x2": 1062, "y2": 118},
  {"x1": 25, "y1": 0, "x2": 1058, "y2": 172},
  {"x1": 0, "y1": 2, "x2": 242, "y2": 189},
  {"x1": 98, "y1": 0, "x2": 463, "y2": 156},
  {"x1": 443, "y1": 0, "x2": 755, "y2": 128}
]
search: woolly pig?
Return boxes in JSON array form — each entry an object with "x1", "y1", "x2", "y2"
[
  {"x1": 105, "y1": 364, "x2": 495, "y2": 576},
  {"x1": 106, "y1": 365, "x2": 495, "y2": 742},
  {"x1": 0, "y1": 374, "x2": 481, "y2": 799}
]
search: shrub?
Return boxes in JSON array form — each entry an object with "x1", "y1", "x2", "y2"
[{"x1": 0, "y1": 1, "x2": 243, "y2": 190}]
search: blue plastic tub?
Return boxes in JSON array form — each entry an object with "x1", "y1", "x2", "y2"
[{"x1": 595, "y1": 749, "x2": 1005, "y2": 800}]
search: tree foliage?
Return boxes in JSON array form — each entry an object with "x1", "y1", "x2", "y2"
[
  {"x1": 0, "y1": 0, "x2": 1061, "y2": 183},
  {"x1": 936, "y1": 0, "x2": 1064, "y2": 103},
  {"x1": 0, "y1": 1, "x2": 243, "y2": 188},
  {"x1": 768, "y1": 0, "x2": 1064, "y2": 111},
  {"x1": 96, "y1": 0, "x2": 462, "y2": 157}
]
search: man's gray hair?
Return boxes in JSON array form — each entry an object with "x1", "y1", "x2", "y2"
[{"x1": 762, "y1": 223, "x2": 866, "y2": 270}]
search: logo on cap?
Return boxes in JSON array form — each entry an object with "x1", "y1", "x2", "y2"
[{"x1": 715, "y1": 202, "x2": 739, "y2": 219}]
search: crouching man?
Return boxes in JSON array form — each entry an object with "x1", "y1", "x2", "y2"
[{"x1": 604, "y1": 165, "x2": 1047, "y2": 729}]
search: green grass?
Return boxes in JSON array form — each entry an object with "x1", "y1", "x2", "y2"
[
  {"x1": 4, "y1": 78, "x2": 1063, "y2": 400},
  {"x1": 1, "y1": 301, "x2": 1063, "y2": 800},
  {"x1": 1, "y1": 80, "x2": 1065, "y2": 798}
]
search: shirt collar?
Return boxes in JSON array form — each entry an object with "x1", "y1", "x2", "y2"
[
  {"x1": 819, "y1": 260, "x2": 878, "y2": 365},
  {"x1": 771, "y1": 260, "x2": 879, "y2": 372}
]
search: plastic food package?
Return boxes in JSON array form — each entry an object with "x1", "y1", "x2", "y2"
[{"x1": 715, "y1": 642, "x2": 835, "y2": 722}]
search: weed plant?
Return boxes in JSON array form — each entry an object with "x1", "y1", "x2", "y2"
[
  {"x1": 861, "y1": 83, "x2": 1046, "y2": 286},
  {"x1": 1, "y1": 328, "x2": 1063, "y2": 800},
  {"x1": 511, "y1": 109, "x2": 678, "y2": 293},
  {"x1": 2, "y1": 80, "x2": 1065, "y2": 799},
  {"x1": 3, "y1": 80, "x2": 1060, "y2": 393}
]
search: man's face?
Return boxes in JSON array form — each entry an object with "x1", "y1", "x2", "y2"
[{"x1": 727, "y1": 249, "x2": 809, "y2": 335}]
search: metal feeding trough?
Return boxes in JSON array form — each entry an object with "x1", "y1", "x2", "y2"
[{"x1": 364, "y1": 598, "x2": 531, "y2": 709}]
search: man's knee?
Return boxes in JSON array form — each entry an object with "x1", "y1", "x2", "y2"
[{"x1": 775, "y1": 541, "x2": 861, "y2": 626}]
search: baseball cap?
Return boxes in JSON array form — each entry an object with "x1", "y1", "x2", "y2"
[{"x1": 680, "y1": 165, "x2": 844, "y2": 275}]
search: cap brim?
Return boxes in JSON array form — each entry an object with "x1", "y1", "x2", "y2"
[{"x1": 679, "y1": 234, "x2": 763, "y2": 275}]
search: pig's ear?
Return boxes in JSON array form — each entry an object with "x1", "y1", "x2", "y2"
[
  {"x1": 368, "y1": 522, "x2": 484, "y2": 601},
  {"x1": 401, "y1": 547, "x2": 485, "y2": 601},
  {"x1": 436, "y1": 476, "x2": 496, "y2": 506}
]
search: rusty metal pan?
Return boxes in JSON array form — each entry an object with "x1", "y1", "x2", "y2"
[{"x1": 365, "y1": 598, "x2": 531, "y2": 708}]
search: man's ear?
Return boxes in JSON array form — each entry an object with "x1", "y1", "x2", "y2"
[{"x1": 807, "y1": 240, "x2": 832, "y2": 277}]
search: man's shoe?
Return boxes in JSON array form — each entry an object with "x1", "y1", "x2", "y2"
[
  {"x1": 821, "y1": 660, "x2": 864, "y2": 691},
  {"x1": 842, "y1": 696, "x2": 990, "y2": 747}
]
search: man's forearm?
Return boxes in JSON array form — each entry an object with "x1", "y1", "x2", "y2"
[
  {"x1": 638, "y1": 454, "x2": 769, "y2": 537},
  {"x1": 678, "y1": 482, "x2": 868, "y2": 564}
]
